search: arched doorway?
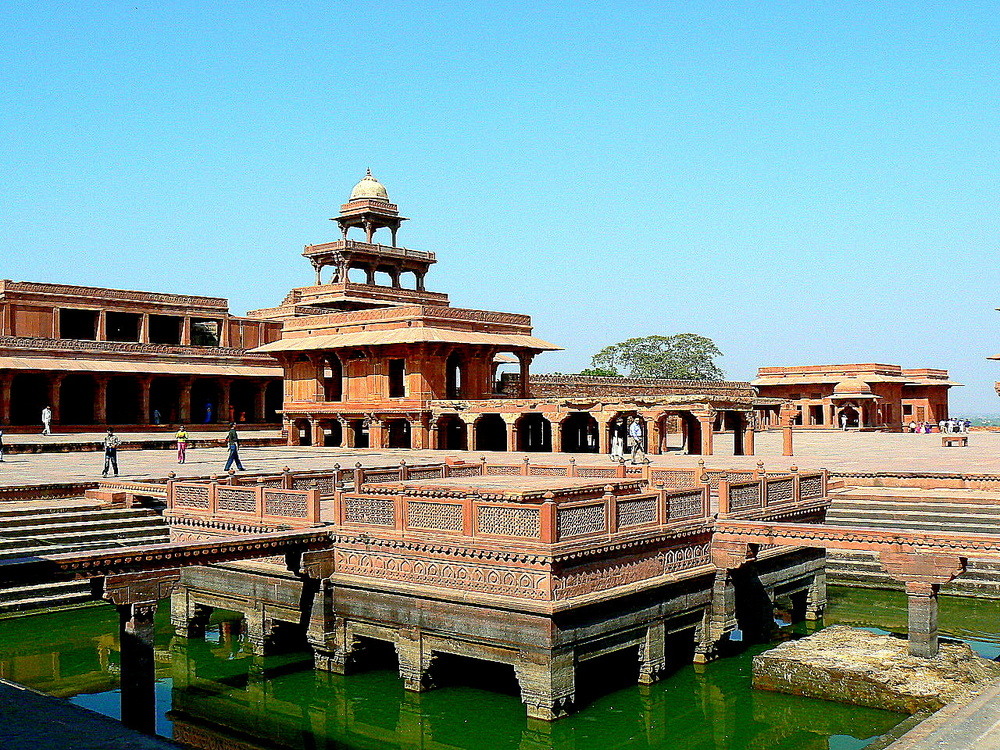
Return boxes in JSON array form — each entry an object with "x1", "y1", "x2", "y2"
[
  {"x1": 474, "y1": 414, "x2": 507, "y2": 452},
  {"x1": 437, "y1": 415, "x2": 468, "y2": 450},
  {"x1": 324, "y1": 355, "x2": 343, "y2": 402},
  {"x1": 517, "y1": 414, "x2": 552, "y2": 452},
  {"x1": 560, "y1": 412, "x2": 598, "y2": 453},
  {"x1": 838, "y1": 405, "x2": 860, "y2": 429},
  {"x1": 446, "y1": 352, "x2": 464, "y2": 399}
]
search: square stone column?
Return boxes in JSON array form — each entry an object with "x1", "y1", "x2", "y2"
[{"x1": 906, "y1": 581, "x2": 940, "y2": 658}]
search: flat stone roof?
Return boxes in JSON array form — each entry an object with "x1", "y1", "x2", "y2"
[{"x1": 363, "y1": 476, "x2": 645, "y2": 500}]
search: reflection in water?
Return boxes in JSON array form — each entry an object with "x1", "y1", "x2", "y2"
[{"x1": 4, "y1": 586, "x2": 991, "y2": 749}]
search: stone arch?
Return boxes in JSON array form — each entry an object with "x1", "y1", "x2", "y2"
[
  {"x1": 516, "y1": 413, "x2": 552, "y2": 452},
  {"x1": 560, "y1": 412, "x2": 598, "y2": 453},
  {"x1": 446, "y1": 350, "x2": 464, "y2": 399},
  {"x1": 474, "y1": 413, "x2": 507, "y2": 452},
  {"x1": 437, "y1": 414, "x2": 468, "y2": 450}
]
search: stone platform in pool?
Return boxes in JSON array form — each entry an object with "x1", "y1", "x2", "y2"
[
  {"x1": 753, "y1": 625, "x2": 1000, "y2": 714},
  {"x1": 171, "y1": 472, "x2": 830, "y2": 720}
]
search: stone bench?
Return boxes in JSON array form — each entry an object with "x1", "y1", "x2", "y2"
[{"x1": 941, "y1": 435, "x2": 968, "y2": 447}]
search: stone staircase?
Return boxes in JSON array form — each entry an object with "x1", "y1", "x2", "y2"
[
  {"x1": 0, "y1": 499, "x2": 170, "y2": 616},
  {"x1": 825, "y1": 486, "x2": 1000, "y2": 598}
]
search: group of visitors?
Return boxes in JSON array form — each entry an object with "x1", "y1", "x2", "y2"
[
  {"x1": 19, "y1": 404, "x2": 246, "y2": 477},
  {"x1": 907, "y1": 418, "x2": 972, "y2": 434},
  {"x1": 610, "y1": 416, "x2": 648, "y2": 465}
]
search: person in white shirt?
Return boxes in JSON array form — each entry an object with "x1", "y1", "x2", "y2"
[{"x1": 41, "y1": 405, "x2": 52, "y2": 436}]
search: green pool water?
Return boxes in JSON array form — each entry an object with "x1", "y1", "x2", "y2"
[{"x1": 3, "y1": 586, "x2": 996, "y2": 750}]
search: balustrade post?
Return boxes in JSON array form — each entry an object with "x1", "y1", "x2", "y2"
[
  {"x1": 717, "y1": 474, "x2": 730, "y2": 515},
  {"x1": 354, "y1": 462, "x2": 364, "y2": 489},
  {"x1": 282, "y1": 465, "x2": 293, "y2": 489},
  {"x1": 208, "y1": 478, "x2": 218, "y2": 516},
  {"x1": 790, "y1": 465, "x2": 801, "y2": 503},
  {"x1": 399, "y1": 459, "x2": 408, "y2": 481},
  {"x1": 521, "y1": 456, "x2": 531, "y2": 476},
  {"x1": 540, "y1": 491, "x2": 557, "y2": 543},
  {"x1": 605, "y1": 486, "x2": 617, "y2": 536}
]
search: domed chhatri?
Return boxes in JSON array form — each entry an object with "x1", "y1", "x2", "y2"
[
  {"x1": 832, "y1": 378, "x2": 874, "y2": 395},
  {"x1": 350, "y1": 168, "x2": 389, "y2": 202}
]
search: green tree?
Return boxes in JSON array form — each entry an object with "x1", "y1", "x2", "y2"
[
  {"x1": 588, "y1": 334, "x2": 724, "y2": 380},
  {"x1": 578, "y1": 366, "x2": 620, "y2": 377}
]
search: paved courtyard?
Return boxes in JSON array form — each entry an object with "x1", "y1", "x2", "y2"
[{"x1": 0, "y1": 429, "x2": 998, "y2": 487}]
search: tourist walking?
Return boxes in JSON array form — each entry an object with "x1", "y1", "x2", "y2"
[
  {"x1": 224, "y1": 423, "x2": 244, "y2": 472},
  {"x1": 41, "y1": 405, "x2": 52, "y2": 435},
  {"x1": 175, "y1": 425, "x2": 189, "y2": 464},
  {"x1": 610, "y1": 418, "x2": 624, "y2": 461},
  {"x1": 628, "y1": 416, "x2": 646, "y2": 465},
  {"x1": 101, "y1": 428, "x2": 120, "y2": 477}
]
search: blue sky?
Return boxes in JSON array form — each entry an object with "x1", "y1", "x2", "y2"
[{"x1": 2, "y1": 1, "x2": 998, "y2": 411}]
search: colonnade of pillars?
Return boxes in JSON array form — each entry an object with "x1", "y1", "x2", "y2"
[
  {"x1": 0, "y1": 371, "x2": 281, "y2": 427},
  {"x1": 288, "y1": 409, "x2": 757, "y2": 456}
]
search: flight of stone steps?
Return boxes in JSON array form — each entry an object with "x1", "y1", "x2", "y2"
[
  {"x1": 825, "y1": 486, "x2": 1000, "y2": 598},
  {"x1": 0, "y1": 498, "x2": 170, "y2": 616}
]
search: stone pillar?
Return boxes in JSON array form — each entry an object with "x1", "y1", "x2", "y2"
[
  {"x1": 514, "y1": 649, "x2": 576, "y2": 721},
  {"x1": 118, "y1": 602, "x2": 157, "y2": 734},
  {"x1": 310, "y1": 418, "x2": 324, "y2": 447},
  {"x1": 694, "y1": 568, "x2": 736, "y2": 663},
  {"x1": 257, "y1": 381, "x2": 269, "y2": 422},
  {"x1": 742, "y1": 420, "x2": 755, "y2": 456},
  {"x1": 696, "y1": 413, "x2": 714, "y2": 457},
  {"x1": 0, "y1": 371, "x2": 12, "y2": 425},
  {"x1": 805, "y1": 569, "x2": 827, "y2": 621},
  {"x1": 428, "y1": 423, "x2": 440, "y2": 450},
  {"x1": 638, "y1": 622, "x2": 667, "y2": 684},
  {"x1": 906, "y1": 582, "x2": 939, "y2": 658},
  {"x1": 365, "y1": 266, "x2": 376, "y2": 285},
  {"x1": 647, "y1": 417, "x2": 662, "y2": 455},
  {"x1": 180, "y1": 316, "x2": 191, "y2": 346},
  {"x1": 218, "y1": 378, "x2": 232, "y2": 424},
  {"x1": 369, "y1": 419, "x2": 386, "y2": 449},
  {"x1": 94, "y1": 375, "x2": 109, "y2": 425},
  {"x1": 170, "y1": 595, "x2": 213, "y2": 639},
  {"x1": 139, "y1": 313, "x2": 150, "y2": 343},
  {"x1": 137, "y1": 376, "x2": 152, "y2": 424},
  {"x1": 243, "y1": 612, "x2": 273, "y2": 657},
  {"x1": 178, "y1": 377, "x2": 193, "y2": 424},
  {"x1": 340, "y1": 418, "x2": 354, "y2": 448},
  {"x1": 505, "y1": 416, "x2": 519, "y2": 452},
  {"x1": 779, "y1": 404, "x2": 796, "y2": 456},
  {"x1": 96, "y1": 310, "x2": 107, "y2": 341},
  {"x1": 517, "y1": 353, "x2": 534, "y2": 399},
  {"x1": 880, "y1": 553, "x2": 965, "y2": 658},
  {"x1": 394, "y1": 633, "x2": 436, "y2": 692},
  {"x1": 49, "y1": 373, "x2": 65, "y2": 424},
  {"x1": 102, "y1": 571, "x2": 179, "y2": 735},
  {"x1": 413, "y1": 417, "x2": 431, "y2": 450}
]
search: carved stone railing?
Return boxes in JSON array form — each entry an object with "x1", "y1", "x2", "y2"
[
  {"x1": 716, "y1": 470, "x2": 828, "y2": 515},
  {"x1": 166, "y1": 480, "x2": 321, "y2": 527},
  {"x1": 0, "y1": 335, "x2": 272, "y2": 360}
]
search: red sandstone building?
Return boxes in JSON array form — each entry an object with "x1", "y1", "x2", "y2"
[
  {"x1": 253, "y1": 172, "x2": 772, "y2": 455},
  {"x1": 0, "y1": 281, "x2": 284, "y2": 429},
  {"x1": 753, "y1": 364, "x2": 957, "y2": 430}
]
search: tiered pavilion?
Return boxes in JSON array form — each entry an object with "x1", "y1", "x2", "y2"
[{"x1": 253, "y1": 172, "x2": 771, "y2": 456}]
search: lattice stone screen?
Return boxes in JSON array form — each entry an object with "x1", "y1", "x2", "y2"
[
  {"x1": 264, "y1": 490, "x2": 309, "y2": 518},
  {"x1": 477, "y1": 506, "x2": 541, "y2": 538},
  {"x1": 173, "y1": 484, "x2": 210, "y2": 509},
  {"x1": 216, "y1": 486, "x2": 256, "y2": 514},
  {"x1": 486, "y1": 465, "x2": 520, "y2": 476},
  {"x1": 558, "y1": 504, "x2": 606, "y2": 538},
  {"x1": 800, "y1": 475, "x2": 823, "y2": 499},
  {"x1": 408, "y1": 468, "x2": 445, "y2": 480},
  {"x1": 448, "y1": 466, "x2": 483, "y2": 478},
  {"x1": 766, "y1": 478, "x2": 795, "y2": 505},
  {"x1": 344, "y1": 496, "x2": 396, "y2": 526},
  {"x1": 616, "y1": 498, "x2": 657, "y2": 528},
  {"x1": 651, "y1": 470, "x2": 698, "y2": 488},
  {"x1": 576, "y1": 467, "x2": 617, "y2": 478},
  {"x1": 407, "y1": 502, "x2": 463, "y2": 531},
  {"x1": 728, "y1": 483, "x2": 762, "y2": 511},
  {"x1": 669, "y1": 491, "x2": 704, "y2": 519},
  {"x1": 529, "y1": 466, "x2": 569, "y2": 477}
]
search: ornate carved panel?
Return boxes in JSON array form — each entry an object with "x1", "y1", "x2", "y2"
[
  {"x1": 486, "y1": 465, "x2": 520, "y2": 476},
  {"x1": 557, "y1": 504, "x2": 606, "y2": 538},
  {"x1": 669, "y1": 491, "x2": 704, "y2": 519},
  {"x1": 264, "y1": 490, "x2": 309, "y2": 518},
  {"x1": 407, "y1": 502, "x2": 463, "y2": 531},
  {"x1": 173, "y1": 484, "x2": 210, "y2": 509},
  {"x1": 766, "y1": 478, "x2": 795, "y2": 504},
  {"x1": 216, "y1": 486, "x2": 256, "y2": 514},
  {"x1": 335, "y1": 550, "x2": 548, "y2": 599},
  {"x1": 728, "y1": 483, "x2": 762, "y2": 511},
  {"x1": 477, "y1": 506, "x2": 540, "y2": 538},
  {"x1": 344, "y1": 496, "x2": 395, "y2": 526},
  {"x1": 554, "y1": 552, "x2": 662, "y2": 600},
  {"x1": 529, "y1": 466, "x2": 569, "y2": 477},
  {"x1": 800, "y1": 475, "x2": 823, "y2": 499},
  {"x1": 616, "y1": 497, "x2": 657, "y2": 527}
]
